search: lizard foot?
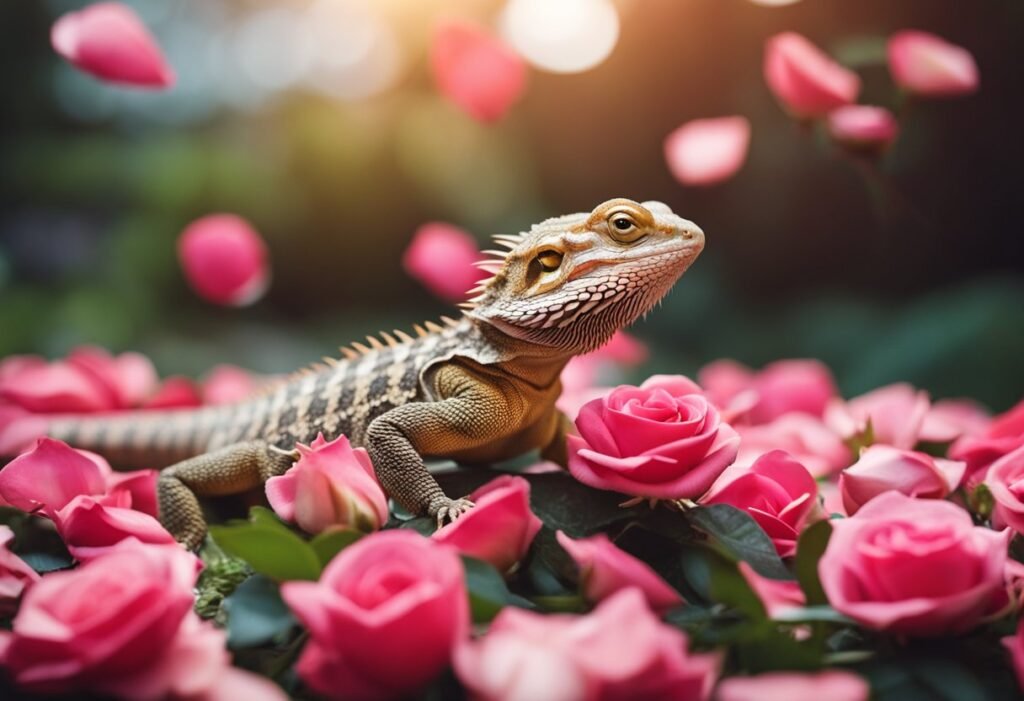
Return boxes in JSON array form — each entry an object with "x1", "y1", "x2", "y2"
[{"x1": 434, "y1": 498, "x2": 475, "y2": 528}]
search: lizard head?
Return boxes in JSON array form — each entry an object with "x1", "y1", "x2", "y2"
[{"x1": 464, "y1": 198, "x2": 704, "y2": 354}]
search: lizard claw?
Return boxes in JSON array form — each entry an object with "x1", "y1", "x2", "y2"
[{"x1": 435, "y1": 498, "x2": 475, "y2": 528}]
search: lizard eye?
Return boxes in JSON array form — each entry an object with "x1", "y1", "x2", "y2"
[
  {"x1": 537, "y1": 250, "x2": 563, "y2": 272},
  {"x1": 606, "y1": 211, "x2": 643, "y2": 242}
]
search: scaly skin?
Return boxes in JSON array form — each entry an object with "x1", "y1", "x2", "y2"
[{"x1": 46, "y1": 199, "x2": 705, "y2": 549}]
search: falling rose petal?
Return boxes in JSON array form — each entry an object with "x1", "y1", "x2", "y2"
[
  {"x1": 664, "y1": 116, "x2": 751, "y2": 186},
  {"x1": 431, "y1": 20, "x2": 527, "y2": 123},
  {"x1": 50, "y1": 2, "x2": 175, "y2": 89},
  {"x1": 402, "y1": 222, "x2": 486, "y2": 302},
  {"x1": 178, "y1": 214, "x2": 270, "y2": 307},
  {"x1": 888, "y1": 30, "x2": 979, "y2": 97},
  {"x1": 764, "y1": 32, "x2": 860, "y2": 118},
  {"x1": 827, "y1": 105, "x2": 899, "y2": 154}
]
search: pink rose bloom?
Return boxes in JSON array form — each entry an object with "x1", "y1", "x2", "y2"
[
  {"x1": 701, "y1": 451, "x2": 818, "y2": 557},
  {"x1": 985, "y1": 445, "x2": 1024, "y2": 535},
  {"x1": 888, "y1": 30, "x2": 979, "y2": 97},
  {"x1": 50, "y1": 2, "x2": 175, "y2": 88},
  {"x1": 557, "y1": 332, "x2": 647, "y2": 418},
  {"x1": 556, "y1": 530, "x2": 683, "y2": 612},
  {"x1": 1004, "y1": 619, "x2": 1024, "y2": 691},
  {"x1": 717, "y1": 670, "x2": 869, "y2": 701},
  {"x1": 737, "y1": 562, "x2": 805, "y2": 619},
  {"x1": 923, "y1": 398, "x2": 991, "y2": 443},
  {"x1": 839, "y1": 445, "x2": 966, "y2": 515},
  {"x1": 57, "y1": 495, "x2": 177, "y2": 561},
  {"x1": 0, "y1": 525, "x2": 40, "y2": 616},
  {"x1": 568, "y1": 375, "x2": 740, "y2": 500},
  {"x1": 281, "y1": 530, "x2": 469, "y2": 701},
  {"x1": 178, "y1": 214, "x2": 270, "y2": 307},
  {"x1": 0, "y1": 540, "x2": 280, "y2": 700},
  {"x1": 951, "y1": 398, "x2": 1024, "y2": 487},
  {"x1": 827, "y1": 105, "x2": 899, "y2": 153},
  {"x1": 402, "y1": 222, "x2": 486, "y2": 302},
  {"x1": 825, "y1": 383, "x2": 933, "y2": 449},
  {"x1": 266, "y1": 433, "x2": 388, "y2": 535},
  {"x1": 700, "y1": 358, "x2": 838, "y2": 425},
  {"x1": 764, "y1": 32, "x2": 860, "y2": 118},
  {"x1": 431, "y1": 20, "x2": 527, "y2": 122},
  {"x1": 433, "y1": 475, "x2": 541, "y2": 572},
  {"x1": 663, "y1": 116, "x2": 751, "y2": 186},
  {"x1": 454, "y1": 588, "x2": 720, "y2": 701},
  {"x1": 201, "y1": 364, "x2": 257, "y2": 405},
  {"x1": 734, "y1": 414, "x2": 850, "y2": 478},
  {"x1": 819, "y1": 491, "x2": 1010, "y2": 636}
]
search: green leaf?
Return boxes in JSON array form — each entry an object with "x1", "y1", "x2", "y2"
[
  {"x1": 969, "y1": 483, "x2": 995, "y2": 520},
  {"x1": 400, "y1": 517, "x2": 437, "y2": 536},
  {"x1": 210, "y1": 523, "x2": 321, "y2": 582},
  {"x1": 19, "y1": 552, "x2": 73, "y2": 574},
  {"x1": 910, "y1": 658, "x2": 988, "y2": 701},
  {"x1": 310, "y1": 529, "x2": 362, "y2": 566},
  {"x1": 794, "y1": 519, "x2": 832, "y2": 606},
  {"x1": 531, "y1": 594, "x2": 587, "y2": 613},
  {"x1": 703, "y1": 548, "x2": 767, "y2": 620},
  {"x1": 686, "y1": 504, "x2": 791, "y2": 580},
  {"x1": 771, "y1": 605, "x2": 855, "y2": 625},
  {"x1": 461, "y1": 556, "x2": 533, "y2": 623},
  {"x1": 224, "y1": 575, "x2": 297, "y2": 649},
  {"x1": 734, "y1": 625, "x2": 823, "y2": 673}
]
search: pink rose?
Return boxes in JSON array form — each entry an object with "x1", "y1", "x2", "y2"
[
  {"x1": 717, "y1": 670, "x2": 869, "y2": 701},
  {"x1": 402, "y1": 222, "x2": 486, "y2": 302},
  {"x1": 699, "y1": 358, "x2": 838, "y2": 425},
  {"x1": 0, "y1": 540, "x2": 279, "y2": 700},
  {"x1": 734, "y1": 414, "x2": 850, "y2": 478},
  {"x1": 433, "y1": 475, "x2": 541, "y2": 572},
  {"x1": 178, "y1": 214, "x2": 270, "y2": 307},
  {"x1": 819, "y1": 492, "x2": 1009, "y2": 636},
  {"x1": 764, "y1": 32, "x2": 860, "y2": 118},
  {"x1": 951, "y1": 398, "x2": 1024, "y2": 486},
  {"x1": 827, "y1": 105, "x2": 899, "y2": 153},
  {"x1": 266, "y1": 433, "x2": 389, "y2": 535},
  {"x1": 1004, "y1": 619, "x2": 1024, "y2": 691},
  {"x1": 57, "y1": 495, "x2": 177, "y2": 561},
  {"x1": 825, "y1": 383, "x2": 932, "y2": 449},
  {"x1": 454, "y1": 588, "x2": 720, "y2": 701},
  {"x1": 568, "y1": 375, "x2": 740, "y2": 500},
  {"x1": 887, "y1": 30, "x2": 979, "y2": 98},
  {"x1": 0, "y1": 525, "x2": 40, "y2": 616},
  {"x1": 556, "y1": 530, "x2": 683, "y2": 612},
  {"x1": 985, "y1": 444, "x2": 1024, "y2": 535},
  {"x1": 701, "y1": 451, "x2": 818, "y2": 558},
  {"x1": 737, "y1": 562, "x2": 805, "y2": 619},
  {"x1": 663, "y1": 116, "x2": 751, "y2": 187},
  {"x1": 839, "y1": 445, "x2": 966, "y2": 515},
  {"x1": 144, "y1": 376, "x2": 204, "y2": 409},
  {"x1": 557, "y1": 332, "x2": 647, "y2": 418},
  {"x1": 281, "y1": 530, "x2": 469, "y2": 701},
  {"x1": 201, "y1": 364, "x2": 258, "y2": 405},
  {"x1": 50, "y1": 2, "x2": 175, "y2": 88}
]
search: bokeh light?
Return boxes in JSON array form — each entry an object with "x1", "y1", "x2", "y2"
[{"x1": 499, "y1": 0, "x2": 620, "y2": 74}]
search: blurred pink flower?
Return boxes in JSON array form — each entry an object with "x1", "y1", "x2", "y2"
[
  {"x1": 839, "y1": 445, "x2": 965, "y2": 515},
  {"x1": 764, "y1": 32, "x2": 860, "y2": 117},
  {"x1": 986, "y1": 445, "x2": 1024, "y2": 536},
  {"x1": 827, "y1": 105, "x2": 899, "y2": 153},
  {"x1": 717, "y1": 670, "x2": 869, "y2": 701},
  {"x1": 266, "y1": 433, "x2": 388, "y2": 535},
  {"x1": 556, "y1": 530, "x2": 683, "y2": 612},
  {"x1": 403, "y1": 221, "x2": 486, "y2": 302},
  {"x1": 737, "y1": 562, "x2": 805, "y2": 619},
  {"x1": 557, "y1": 331, "x2": 648, "y2": 419},
  {"x1": 594, "y1": 330, "x2": 649, "y2": 366},
  {"x1": 144, "y1": 375, "x2": 204, "y2": 409},
  {"x1": 202, "y1": 364, "x2": 257, "y2": 405},
  {"x1": 924, "y1": 398, "x2": 991, "y2": 443},
  {"x1": 50, "y1": 2, "x2": 175, "y2": 89},
  {"x1": 825, "y1": 382, "x2": 931, "y2": 450},
  {"x1": 431, "y1": 20, "x2": 527, "y2": 122},
  {"x1": 454, "y1": 588, "x2": 720, "y2": 701},
  {"x1": 700, "y1": 358, "x2": 838, "y2": 425},
  {"x1": 888, "y1": 30, "x2": 979, "y2": 97},
  {"x1": 57, "y1": 495, "x2": 177, "y2": 561},
  {"x1": 0, "y1": 437, "x2": 108, "y2": 519},
  {"x1": 178, "y1": 214, "x2": 270, "y2": 307},
  {"x1": 951, "y1": 398, "x2": 1024, "y2": 487},
  {"x1": 0, "y1": 526, "x2": 40, "y2": 616},
  {"x1": 663, "y1": 116, "x2": 751, "y2": 186},
  {"x1": 433, "y1": 475, "x2": 541, "y2": 572},
  {"x1": 734, "y1": 414, "x2": 850, "y2": 478}
]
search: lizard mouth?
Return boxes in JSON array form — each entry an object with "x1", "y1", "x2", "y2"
[{"x1": 568, "y1": 241, "x2": 700, "y2": 282}]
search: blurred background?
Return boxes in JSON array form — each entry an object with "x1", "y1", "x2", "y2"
[{"x1": 1, "y1": 0, "x2": 1022, "y2": 410}]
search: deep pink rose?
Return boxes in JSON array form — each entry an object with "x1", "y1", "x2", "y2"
[
  {"x1": 454, "y1": 588, "x2": 720, "y2": 701},
  {"x1": 985, "y1": 444, "x2": 1024, "y2": 535},
  {"x1": 0, "y1": 525, "x2": 40, "y2": 616},
  {"x1": 839, "y1": 445, "x2": 965, "y2": 515},
  {"x1": 701, "y1": 451, "x2": 818, "y2": 557},
  {"x1": 734, "y1": 414, "x2": 850, "y2": 478},
  {"x1": 1004, "y1": 619, "x2": 1024, "y2": 692},
  {"x1": 819, "y1": 492, "x2": 1009, "y2": 636},
  {"x1": 568, "y1": 375, "x2": 740, "y2": 500},
  {"x1": 717, "y1": 670, "x2": 869, "y2": 701},
  {"x1": 50, "y1": 2, "x2": 175, "y2": 88},
  {"x1": 556, "y1": 530, "x2": 683, "y2": 612},
  {"x1": 403, "y1": 221, "x2": 486, "y2": 303},
  {"x1": 281, "y1": 530, "x2": 469, "y2": 701},
  {"x1": 825, "y1": 383, "x2": 932, "y2": 450},
  {"x1": 57, "y1": 495, "x2": 176, "y2": 561},
  {"x1": 66, "y1": 346, "x2": 159, "y2": 409},
  {"x1": 178, "y1": 214, "x2": 270, "y2": 307},
  {"x1": 952, "y1": 398, "x2": 1024, "y2": 487},
  {"x1": 887, "y1": 30, "x2": 979, "y2": 98},
  {"x1": 827, "y1": 105, "x2": 899, "y2": 153},
  {"x1": 663, "y1": 116, "x2": 751, "y2": 187},
  {"x1": 144, "y1": 376, "x2": 204, "y2": 409},
  {"x1": 433, "y1": 475, "x2": 541, "y2": 572},
  {"x1": 737, "y1": 562, "x2": 805, "y2": 619},
  {"x1": 266, "y1": 433, "x2": 388, "y2": 535},
  {"x1": 764, "y1": 32, "x2": 860, "y2": 118}
]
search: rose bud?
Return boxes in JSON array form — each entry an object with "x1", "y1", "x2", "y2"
[
  {"x1": 839, "y1": 444, "x2": 965, "y2": 515},
  {"x1": 827, "y1": 105, "x2": 899, "y2": 154}
]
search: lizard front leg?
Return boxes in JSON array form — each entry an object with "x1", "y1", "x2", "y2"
[{"x1": 365, "y1": 363, "x2": 522, "y2": 526}]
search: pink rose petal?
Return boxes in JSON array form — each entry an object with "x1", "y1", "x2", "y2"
[
  {"x1": 178, "y1": 214, "x2": 270, "y2": 307},
  {"x1": 764, "y1": 32, "x2": 860, "y2": 117},
  {"x1": 888, "y1": 30, "x2": 979, "y2": 97},
  {"x1": 402, "y1": 222, "x2": 486, "y2": 302},
  {"x1": 664, "y1": 116, "x2": 751, "y2": 186}
]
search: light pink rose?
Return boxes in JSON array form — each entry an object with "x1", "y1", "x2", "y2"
[
  {"x1": 819, "y1": 491, "x2": 1010, "y2": 636},
  {"x1": 433, "y1": 475, "x2": 541, "y2": 572},
  {"x1": 266, "y1": 433, "x2": 388, "y2": 535},
  {"x1": 454, "y1": 588, "x2": 720, "y2": 701},
  {"x1": 201, "y1": 364, "x2": 258, "y2": 405},
  {"x1": 663, "y1": 116, "x2": 751, "y2": 186},
  {"x1": 825, "y1": 383, "x2": 932, "y2": 449},
  {"x1": 178, "y1": 214, "x2": 269, "y2": 307},
  {"x1": 1004, "y1": 619, "x2": 1024, "y2": 692},
  {"x1": 281, "y1": 530, "x2": 469, "y2": 701},
  {"x1": 737, "y1": 562, "x2": 805, "y2": 619},
  {"x1": 701, "y1": 451, "x2": 819, "y2": 557},
  {"x1": 985, "y1": 444, "x2": 1024, "y2": 535},
  {"x1": 887, "y1": 30, "x2": 979, "y2": 97},
  {"x1": 50, "y1": 2, "x2": 175, "y2": 88},
  {"x1": 951, "y1": 398, "x2": 1024, "y2": 487},
  {"x1": 431, "y1": 20, "x2": 527, "y2": 123},
  {"x1": 827, "y1": 105, "x2": 899, "y2": 153},
  {"x1": 764, "y1": 32, "x2": 860, "y2": 118},
  {"x1": 699, "y1": 359, "x2": 838, "y2": 425},
  {"x1": 924, "y1": 398, "x2": 991, "y2": 442},
  {"x1": 0, "y1": 525, "x2": 40, "y2": 616},
  {"x1": 734, "y1": 414, "x2": 850, "y2": 478},
  {"x1": 568, "y1": 375, "x2": 740, "y2": 500},
  {"x1": 402, "y1": 222, "x2": 486, "y2": 302},
  {"x1": 556, "y1": 530, "x2": 683, "y2": 612},
  {"x1": 839, "y1": 445, "x2": 966, "y2": 515},
  {"x1": 716, "y1": 670, "x2": 869, "y2": 701}
]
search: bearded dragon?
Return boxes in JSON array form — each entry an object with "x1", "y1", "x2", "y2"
[{"x1": 42, "y1": 199, "x2": 704, "y2": 549}]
